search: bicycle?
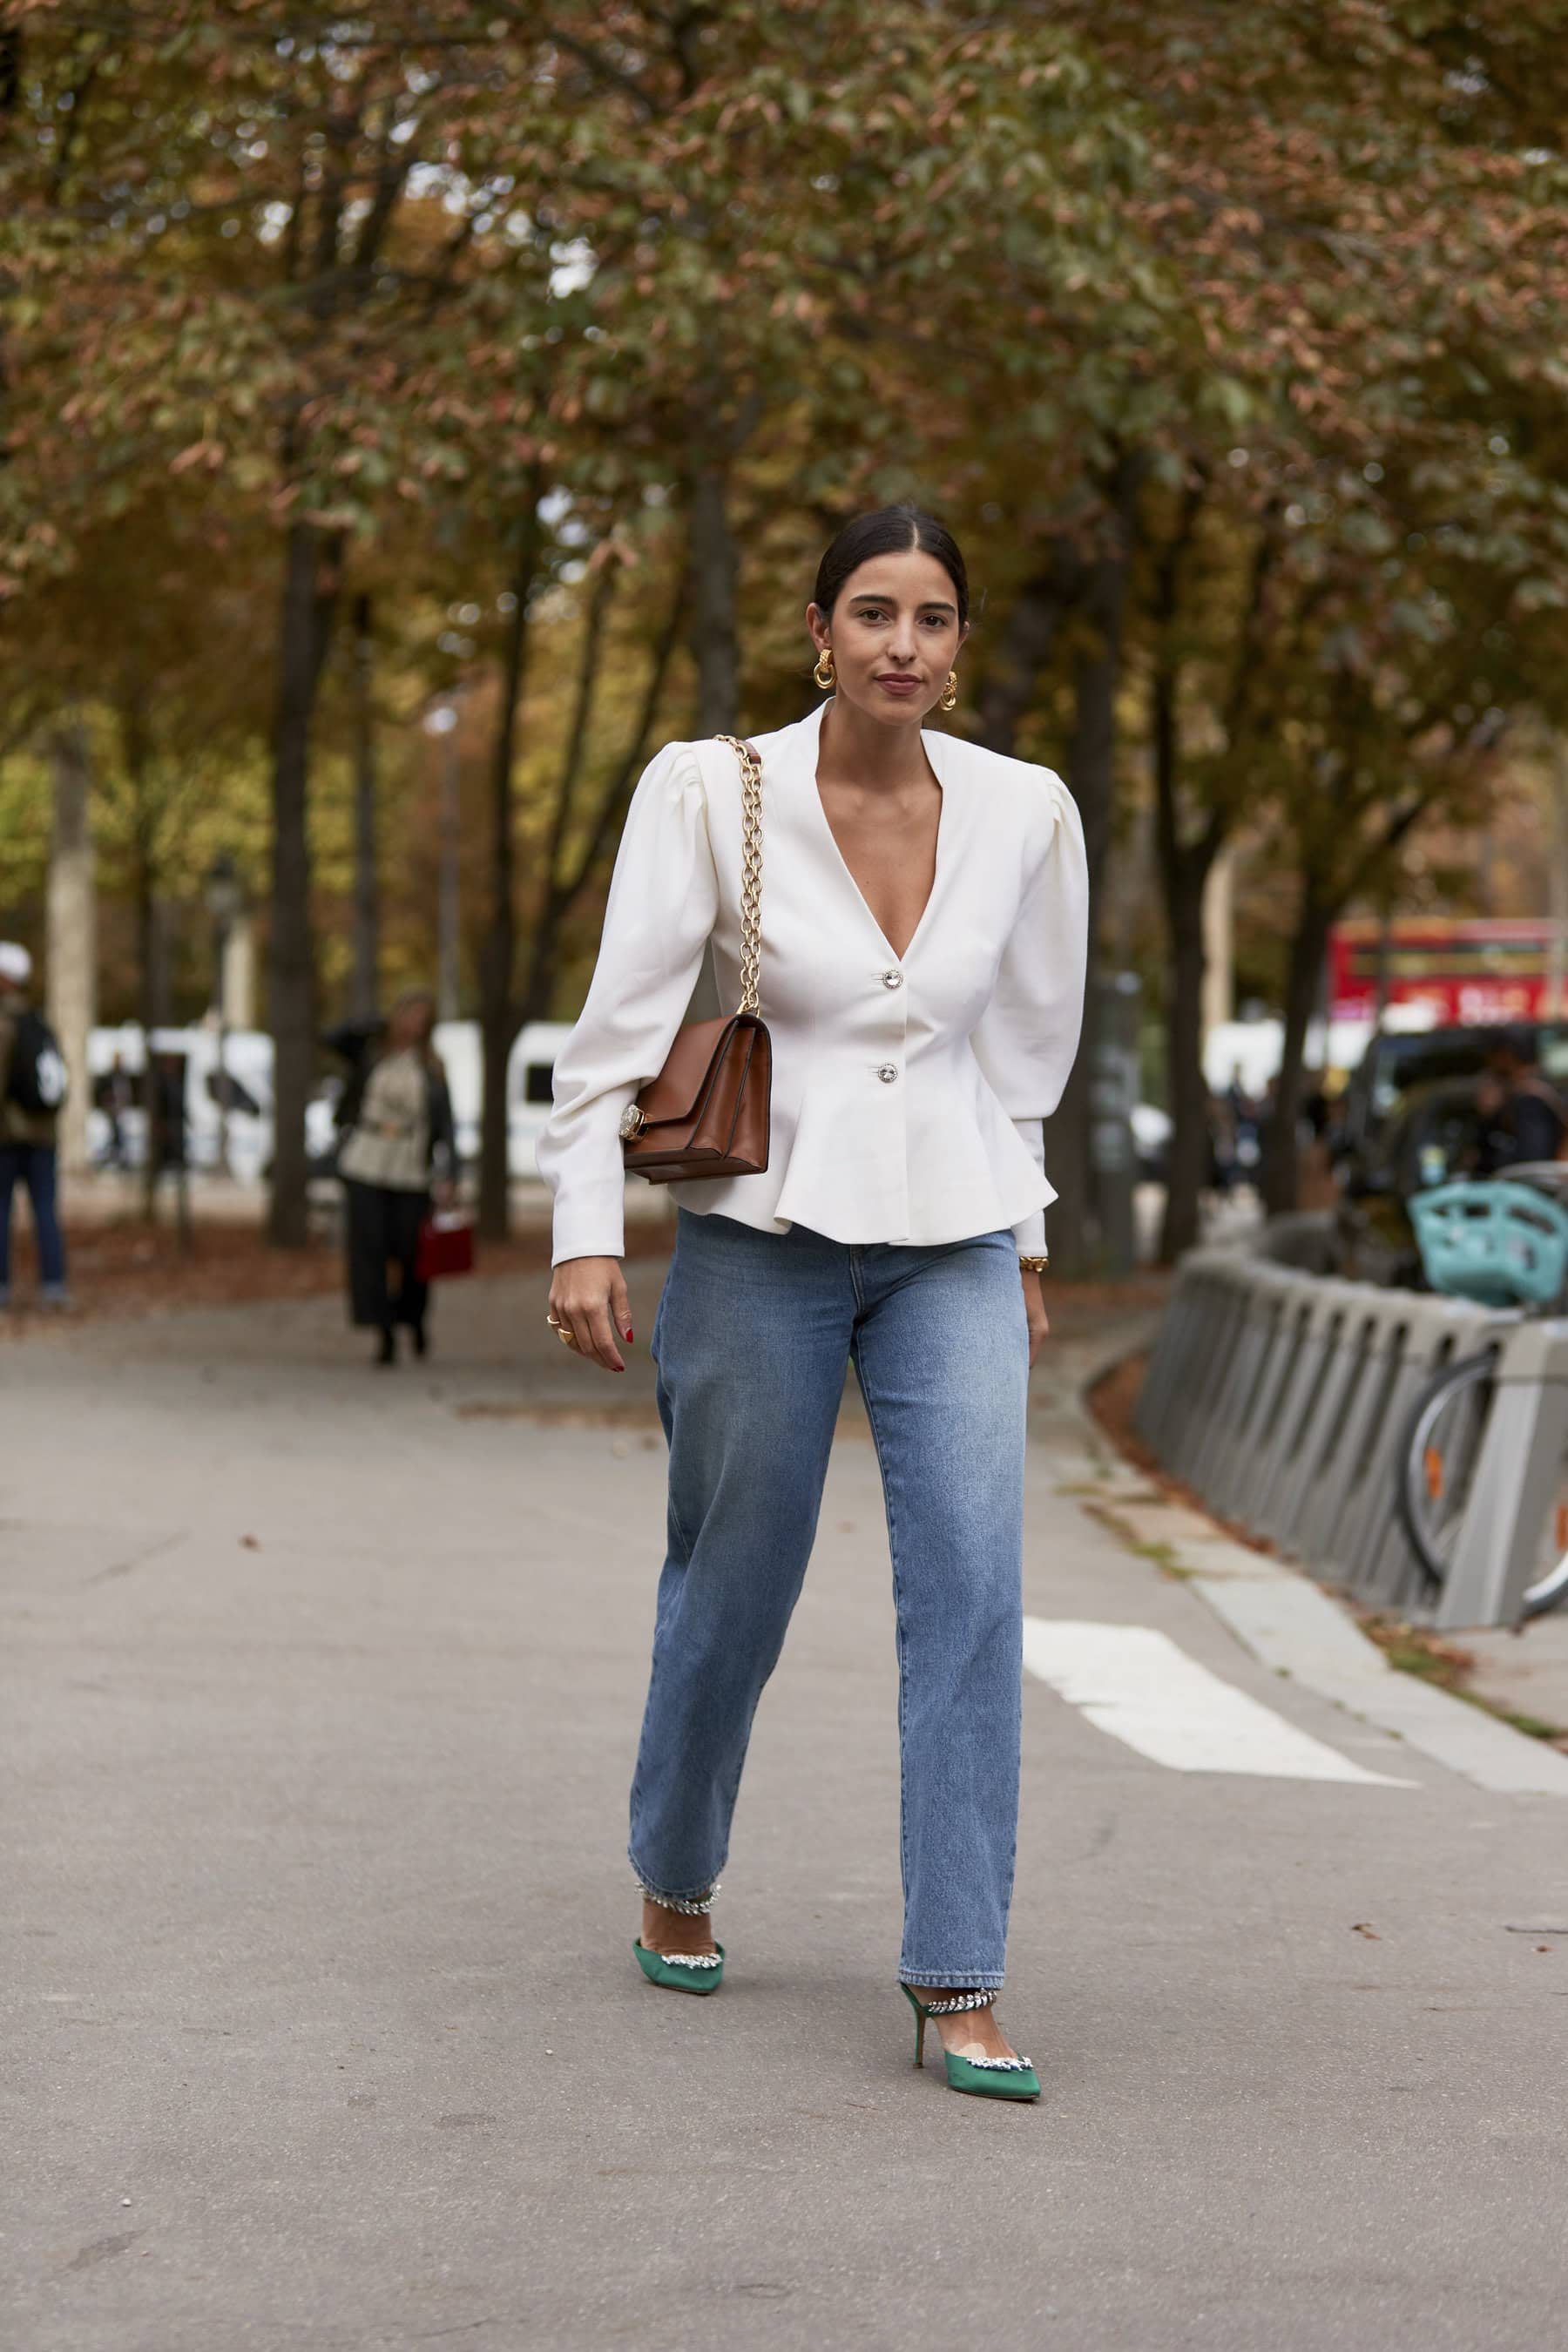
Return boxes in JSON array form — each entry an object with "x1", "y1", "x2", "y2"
[{"x1": 1397, "y1": 1166, "x2": 1568, "y2": 1618}]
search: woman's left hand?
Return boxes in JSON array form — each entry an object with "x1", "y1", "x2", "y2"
[
  {"x1": 1023, "y1": 1270, "x2": 1050, "y2": 1367},
  {"x1": 432, "y1": 1179, "x2": 456, "y2": 1210}
]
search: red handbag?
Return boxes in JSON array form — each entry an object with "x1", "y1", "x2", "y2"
[{"x1": 416, "y1": 1212, "x2": 476, "y2": 1281}]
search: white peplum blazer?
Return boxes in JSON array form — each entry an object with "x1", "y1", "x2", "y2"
[{"x1": 539, "y1": 700, "x2": 1089, "y2": 1265}]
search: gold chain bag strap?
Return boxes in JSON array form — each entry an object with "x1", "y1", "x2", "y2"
[{"x1": 618, "y1": 733, "x2": 772, "y2": 1183}]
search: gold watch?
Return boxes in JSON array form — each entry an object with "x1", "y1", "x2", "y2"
[{"x1": 1018, "y1": 1253, "x2": 1049, "y2": 1274}]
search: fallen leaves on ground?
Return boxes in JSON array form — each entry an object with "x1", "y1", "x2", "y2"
[{"x1": 0, "y1": 1215, "x2": 672, "y2": 1335}]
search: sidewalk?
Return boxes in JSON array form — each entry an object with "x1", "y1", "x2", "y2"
[
  {"x1": 1463, "y1": 1612, "x2": 1568, "y2": 1730},
  {"x1": 3, "y1": 1265, "x2": 1565, "y2": 2349}
]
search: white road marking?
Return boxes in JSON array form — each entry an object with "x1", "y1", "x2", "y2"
[{"x1": 1021, "y1": 1619, "x2": 1414, "y2": 1785}]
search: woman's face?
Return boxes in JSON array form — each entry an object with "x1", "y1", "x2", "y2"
[
  {"x1": 389, "y1": 996, "x2": 434, "y2": 1051},
  {"x1": 808, "y1": 547, "x2": 968, "y2": 729}
]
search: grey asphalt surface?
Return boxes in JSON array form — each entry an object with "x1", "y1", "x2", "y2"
[{"x1": 3, "y1": 1260, "x2": 1567, "y2": 2352}]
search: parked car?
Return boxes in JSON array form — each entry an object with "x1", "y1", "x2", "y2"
[{"x1": 1339, "y1": 1018, "x2": 1568, "y2": 1179}]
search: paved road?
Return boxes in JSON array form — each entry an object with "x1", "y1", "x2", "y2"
[{"x1": 3, "y1": 1264, "x2": 1566, "y2": 2351}]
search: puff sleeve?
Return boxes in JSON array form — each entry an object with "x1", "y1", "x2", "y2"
[
  {"x1": 969, "y1": 769, "x2": 1090, "y2": 1255},
  {"x1": 537, "y1": 742, "x2": 719, "y2": 1264}
]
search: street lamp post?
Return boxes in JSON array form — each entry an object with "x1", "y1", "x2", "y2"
[{"x1": 204, "y1": 851, "x2": 244, "y2": 1179}]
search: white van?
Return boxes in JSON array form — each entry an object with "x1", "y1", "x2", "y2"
[
  {"x1": 84, "y1": 1017, "x2": 575, "y2": 1180},
  {"x1": 434, "y1": 1020, "x2": 573, "y2": 1176},
  {"x1": 85, "y1": 1024, "x2": 286, "y2": 1180}
]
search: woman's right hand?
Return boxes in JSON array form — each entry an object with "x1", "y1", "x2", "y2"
[{"x1": 548, "y1": 1255, "x2": 633, "y2": 1373}]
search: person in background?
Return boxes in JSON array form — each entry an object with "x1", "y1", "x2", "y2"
[
  {"x1": 102, "y1": 1053, "x2": 135, "y2": 1170},
  {"x1": 335, "y1": 989, "x2": 455, "y2": 1366},
  {"x1": 1474, "y1": 1023, "x2": 1568, "y2": 1173},
  {"x1": 0, "y1": 943, "x2": 70, "y2": 1311},
  {"x1": 1220, "y1": 1063, "x2": 1260, "y2": 1192}
]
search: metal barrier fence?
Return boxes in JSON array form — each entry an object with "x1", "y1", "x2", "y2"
[{"x1": 1132, "y1": 1236, "x2": 1568, "y2": 1628}]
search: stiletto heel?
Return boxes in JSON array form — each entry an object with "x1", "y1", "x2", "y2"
[{"x1": 900, "y1": 1984, "x2": 1040, "y2": 2102}]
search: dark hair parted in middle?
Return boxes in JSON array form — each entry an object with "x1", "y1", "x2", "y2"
[{"x1": 813, "y1": 505, "x2": 970, "y2": 630}]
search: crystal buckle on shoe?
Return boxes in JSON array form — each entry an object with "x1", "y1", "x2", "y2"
[
  {"x1": 962, "y1": 2053, "x2": 1034, "y2": 2072},
  {"x1": 657, "y1": 1949, "x2": 721, "y2": 1968}
]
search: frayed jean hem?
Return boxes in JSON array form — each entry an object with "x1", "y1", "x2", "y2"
[
  {"x1": 628, "y1": 1849, "x2": 720, "y2": 1910},
  {"x1": 899, "y1": 1966, "x2": 1006, "y2": 1990}
]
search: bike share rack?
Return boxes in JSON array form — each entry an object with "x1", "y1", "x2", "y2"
[{"x1": 1132, "y1": 1224, "x2": 1568, "y2": 1629}]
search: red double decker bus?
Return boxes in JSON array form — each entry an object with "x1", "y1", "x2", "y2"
[{"x1": 1328, "y1": 917, "x2": 1564, "y2": 1028}]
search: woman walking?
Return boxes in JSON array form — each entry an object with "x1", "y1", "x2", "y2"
[
  {"x1": 337, "y1": 989, "x2": 455, "y2": 1366},
  {"x1": 538, "y1": 508, "x2": 1087, "y2": 2098}
]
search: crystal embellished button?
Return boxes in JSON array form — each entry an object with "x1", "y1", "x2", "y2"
[
  {"x1": 876, "y1": 1064, "x2": 899, "y2": 1084},
  {"x1": 881, "y1": 969, "x2": 903, "y2": 990}
]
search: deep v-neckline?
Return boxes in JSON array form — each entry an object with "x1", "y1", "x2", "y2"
[{"x1": 811, "y1": 730, "x2": 951, "y2": 965}]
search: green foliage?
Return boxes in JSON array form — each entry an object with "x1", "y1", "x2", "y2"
[{"x1": 0, "y1": 753, "x2": 51, "y2": 913}]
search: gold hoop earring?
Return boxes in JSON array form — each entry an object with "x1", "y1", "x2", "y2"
[
  {"x1": 939, "y1": 670, "x2": 958, "y2": 712},
  {"x1": 814, "y1": 645, "x2": 835, "y2": 690}
]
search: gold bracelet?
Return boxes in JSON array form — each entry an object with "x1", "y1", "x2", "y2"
[{"x1": 1018, "y1": 1253, "x2": 1049, "y2": 1274}]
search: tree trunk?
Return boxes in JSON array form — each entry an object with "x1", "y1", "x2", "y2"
[
  {"x1": 267, "y1": 519, "x2": 341, "y2": 1247},
  {"x1": 478, "y1": 484, "x2": 545, "y2": 1241},
  {"x1": 1148, "y1": 611, "x2": 1225, "y2": 1265},
  {"x1": 136, "y1": 871, "x2": 161, "y2": 1221},
  {"x1": 687, "y1": 459, "x2": 740, "y2": 733},
  {"x1": 1047, "y1": 476, "x2": 1139, "y2": 1276},
  {"x1": 436, "y1": 719, "x2": 462, "y2": 1023},
  {"x1": 973, "y1": 564, "x2": 1071, "y2": 755},
  {"x1": 1159, "y1": 868, "x2": 1211, "y2": 1261},
  {"x1": 46, "y1": 717, "x2": 95, "y2": 1176},
  {"x1": 348, "y1": 591, "x2": 380, "y2": 1022},
  {"x1": 1546, "y1": 744, "x2": 1568, "y2": 1022},
  {"x1": 512, "y1": 569, "x2": 687, "y2": 1040},
  {"x1": 1263, "y1": 892, "x2": 1333, "y2": 1215},
  {"x1": 121, "y1": 705, "x2": 162, "y2": 1219}
]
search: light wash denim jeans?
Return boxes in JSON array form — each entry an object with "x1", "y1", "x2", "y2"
[{"x1": 631, "y1": 1208, "x2": 1028, "y2": 1989}]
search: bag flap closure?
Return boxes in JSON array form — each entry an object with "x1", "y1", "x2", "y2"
[{"x1": 636, "y1": 1015, "x2": 755, "y2": 1125}]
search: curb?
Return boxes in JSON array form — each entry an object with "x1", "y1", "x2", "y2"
[{"x1": 1057, "y1": 1355, "x2": 1568, "y2": 1802}]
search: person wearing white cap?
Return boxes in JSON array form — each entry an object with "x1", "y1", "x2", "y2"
[{"x1": 0, "y1": 943, "x2": 71, "y2": 1309}]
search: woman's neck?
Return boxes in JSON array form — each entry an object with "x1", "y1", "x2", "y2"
[{"x1": 816, "y1": 695, "x2": 933, "y2": 791}]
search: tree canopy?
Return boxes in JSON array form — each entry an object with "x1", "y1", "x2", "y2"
[{"x1": 4, "y1": 2, "x2": 1567, "y2": 1248}]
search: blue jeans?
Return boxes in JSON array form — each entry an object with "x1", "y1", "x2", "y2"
[
  {"x1": 0, "y1": 1145, "x2": 66, "y2": 1294},
  {"x1": 632, "y1": 1209, "x2": 1028, "y2": 1989}
]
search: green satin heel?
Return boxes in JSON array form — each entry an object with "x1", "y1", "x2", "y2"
[
  {"x1": 633, "y1": 1939, "x2": 725, "y2": 1995},
  {"x1": 901, "y1": 1983, "x2": 1040, "y2": 2101}
]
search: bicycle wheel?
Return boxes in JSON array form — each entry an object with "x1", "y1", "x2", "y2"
[
  {"x1": 1398, "y1": 1350, "x2": 1497, "y2": 1592},
  {"x1": 1398, "y1": 1348, "x2": 1568, "y2": 1617},
  {"x1": 1524, "y1": 1528, "x2": 1568, "y2": 1619}
]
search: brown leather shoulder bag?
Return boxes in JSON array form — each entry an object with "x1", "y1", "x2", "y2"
[{"x1": 618, "y1": 733, "x2": 771, "y2": 1184}]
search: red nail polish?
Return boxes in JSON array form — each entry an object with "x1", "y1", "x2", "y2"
[{"x1": 625, "y1": 1327, "x2": 634, "y2": 1342}]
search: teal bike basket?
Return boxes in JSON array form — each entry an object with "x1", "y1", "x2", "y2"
[{"x1": 1409, "y1": 1179, "x2": 1568, "y2": 1308}]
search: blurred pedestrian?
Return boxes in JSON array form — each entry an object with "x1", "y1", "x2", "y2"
[
  {"x1": 335, "y1": 989, "x2": 455, "y2": 1366},
  {"x1": 1224, "y1": 1061, "x2": 1261, "y2": 1188},
  {"x1": 101, "y1": 1052, "x2": 134, "y2": 1170},
  {"x1": 1474, "y1": 1022, "x2": 1568, "y2": 1173},
  {"x1": 0, "y1": 943, "x2": 71, "y2": 1310},
  {"x1": 540, "y1": 507, "x2": 1089, "y2": 2098}
]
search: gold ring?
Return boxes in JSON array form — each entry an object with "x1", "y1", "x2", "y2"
[{"x1": 556, "y1": 1326, "x2": 579, "y2": 1349}]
